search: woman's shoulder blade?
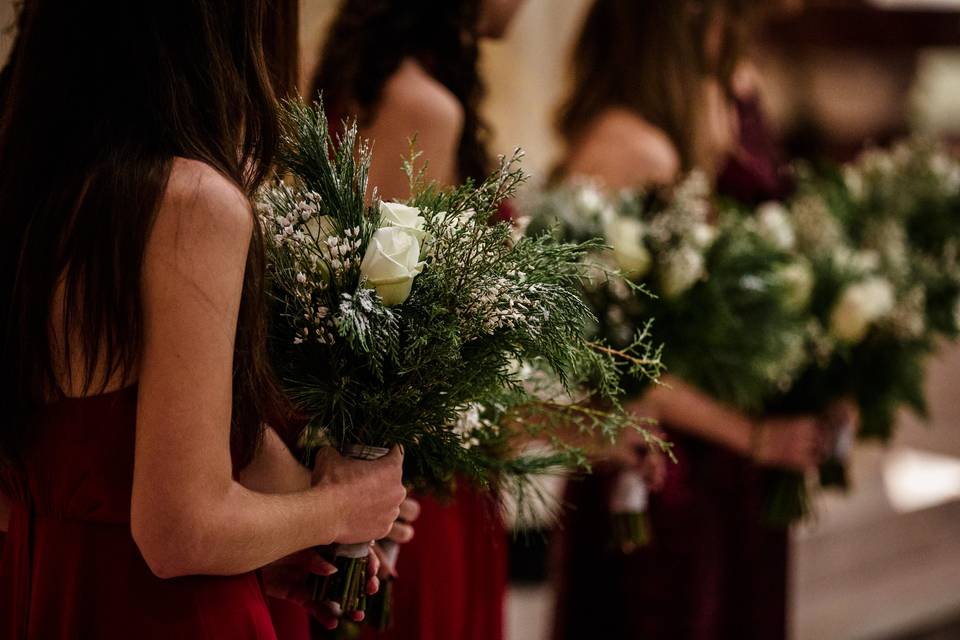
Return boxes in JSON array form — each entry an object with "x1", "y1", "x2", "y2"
[{"x1": 566, "y1": 108, "x2": 680, "y2": 188}]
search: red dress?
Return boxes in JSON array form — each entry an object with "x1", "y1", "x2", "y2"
[
  {"x1": 552, "y1": 95, "x2": 793, "y2": 640},
  {"x1": 0, "y1": 387, "x2": 278, "y2": 639},
  {"x1": 359, "y1": 483, "x2": 507, "y2": 640}
]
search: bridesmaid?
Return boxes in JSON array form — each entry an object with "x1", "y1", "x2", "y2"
[
  {"x1": 0, "y1": 2, "x2": 408, "y2": 637},
  {"x1": 550, "y1": 2, "x2": 826, "y2": 639},
  {"x1": 310, "y1": 1, "x2": 525, "y2": 638}
]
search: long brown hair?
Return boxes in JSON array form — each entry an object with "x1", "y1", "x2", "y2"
[
  {"x1": 311, "y1": 0, "x2": 490, "y2": 183},
  {"x1": 556, "y1": 0, "x2": 747, "y2": 171},
  {"x1": 0, "y1": 0, "x2": 297, "y2": 467}
]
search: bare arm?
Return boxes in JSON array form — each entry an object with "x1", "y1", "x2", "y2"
[
  {"x1": 131, "y1": 160, "x2": 405, "y2": 579},
  {"x1": 640, "y1": 375, "x2": 822, "y2": 470},
  {"x1": 641, "y1": 375, "x2": 753, "y2": 455}
]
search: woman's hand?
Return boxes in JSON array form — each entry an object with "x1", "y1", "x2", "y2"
[
  {"x1": 752, "y1": 416, "x2": 823, "y2": 471},
  {"x1": 385, "y1": 496, "x2": 420, "y2": 545},
  {"x1": 371, "y1": 496, "x2": 421, "y2": 579},
  {"x1": 260, "y1": 549, "x2": 344, "y2": 629},
  {"x1": 311, "y1": 446, "x2": 406, "y2": 544}
]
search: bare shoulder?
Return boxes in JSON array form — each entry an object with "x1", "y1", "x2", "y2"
[
  {"x1": 566, "y1": 108, "x2": 680, "y2": 189},
  {"x1": 156, "y1": 158, "x2": 253, "y2": 250},
  {"x1": 376, "y1": 58, "x2": 463, "y2": 137}
]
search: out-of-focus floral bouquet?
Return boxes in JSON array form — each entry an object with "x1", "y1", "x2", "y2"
[
  {"x1": 260, "y1": 99, "x2": 662, "y2": 616},
  {"x1": 525, "y1": 173, "x2": 811, "y2": 544},
  {"x1": 526, "y1": 138, "x2": 960, "y2": 527},
  {"x1": 764, "y1": 139, "x2": 960, "y2": 522}
]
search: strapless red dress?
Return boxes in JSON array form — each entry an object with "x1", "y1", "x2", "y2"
[
  {"x1": 358, "y1": 482, "x2": 507, "y2": 640},
  {"x1": 0, "y1": 387, "x2": 278, "y2": 639}
]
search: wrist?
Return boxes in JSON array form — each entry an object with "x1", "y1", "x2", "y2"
[
  {"x1": 748, "y1": 421, "x2": 767, "y2": 463},
  {"x1": 307, "y1": 482, "x2": 341, "y2": 546},
  {"x1": 727, "y1": 414, "x2": 757, "y2": 457}
]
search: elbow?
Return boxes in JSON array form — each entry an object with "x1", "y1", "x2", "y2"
[{"x1": 130, "y1": 503, "x2": 216, "y2": 579}]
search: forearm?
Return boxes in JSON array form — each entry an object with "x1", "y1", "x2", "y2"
[
  {"x1": 133, "y1": 478, "x2": 345, "y2": 578},
  {"x1": 643, "y1": 375, "x2": 753, "y2": 455}
]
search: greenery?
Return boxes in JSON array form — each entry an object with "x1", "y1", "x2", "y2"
[
  {"x1": 261, "y1": 98, "x2": 663, "y2": 509},
  {"x1": 526, "y1": 140, "x2": 960, "y2": 526}
]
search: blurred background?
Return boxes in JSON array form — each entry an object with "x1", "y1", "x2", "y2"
[{"x1": 3, "y1": 1, "x2": 957, "y2": 638}]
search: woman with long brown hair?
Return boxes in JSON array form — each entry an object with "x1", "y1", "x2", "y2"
[
  {"x1": 0, "y1": 2, "x2": 407, "y2": 637},
  {"x1": 551, "y1": 2, "x2": 826, "y2": 638},
  {"x1": 311, "y1": 1, "x2": 525, "y2": 638}
]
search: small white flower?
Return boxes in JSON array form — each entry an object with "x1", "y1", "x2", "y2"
[
  {"x1": 777, "y1": 260, "x2": 814, "y2": 311},
  {"x1": 843, "y1": 167, "x2": 866, "y2": 202},
  {"x1": 689, "y1": 222, "x2": 717, "y2": 250},
  {"x1": 296, "y1": 272, "x2": 307, "y2": 284},
  {"x1": 755, "y1": 201, "x2": 796, "y2": 251},
  {"x1": 575, "y1": 185, "x2": 607, "y2": 215},
  {"x1": 660, "y1": 247, "x2": 705, "y2": 299}
]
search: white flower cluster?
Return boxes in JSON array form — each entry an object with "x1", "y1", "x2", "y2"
[
  {"x1": 643, "y1": 172, "x2": 715, "y2": 298},
  {"x1": 538, "y1": 174, "x2": 715, "y2": 299},
  {"x1": 474, "y1": 276, "x2": 551, "y2": 336},
  {"x1": 887, "y1": 285, "x2": 927, "y2": 340},
  {"x1": 452, "y1": 404, "x2": 496, "y2": 450},
  {"x1": 790, "y1": 193, "x2": 844, "y2": 255},
  {"x1": 261, "y1": 183, "x2": 323, "y2": 248},
  {"x1": 754, "y1": 201, "x2": 796, "y2": 251}
]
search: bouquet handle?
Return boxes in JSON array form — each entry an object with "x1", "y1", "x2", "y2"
[
  {"x1": 365, "y1": 539, "x2": 400, "y2": 630},
  {"x1": 609, "y1": 468, "x2": 651, "y2": 552},
  {"x1": 311, "y1": 444, "x2": 390, "y2": 613}
]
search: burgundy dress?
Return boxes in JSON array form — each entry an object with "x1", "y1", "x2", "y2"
[
  {"x1": 552, "y1": 95, "x2": 793, "y2": 640},
  {"x1": 0, "y1": 387, "x2": 278, "y2": 639},
  {"x1": 356, "y1": 483, "x2": 507, "y2": 640}
]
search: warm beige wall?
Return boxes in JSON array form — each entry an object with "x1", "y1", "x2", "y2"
[{"x1": 480, "y1": 0, "x2": 592, "y2": 180}]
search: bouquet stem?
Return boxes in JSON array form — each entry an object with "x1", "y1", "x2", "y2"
[
  {"x1": 819, "y1": 419, "x2": 854, "y2": 489},
  {"x1": 310, "y1": 444, "x2": 390, "y2": 613},
  {"x1": 763, "y1": 470, "x2": 810, "y2": 526},
  {"x1": 819, "y1": 456, "x2": 848, "y2": 489},
  {"x1": 364, "y1": 538, "x2": 399, "y2": 629},
  {"x1": 609, "y1": 469, "x2": 651, "y2": 553}
]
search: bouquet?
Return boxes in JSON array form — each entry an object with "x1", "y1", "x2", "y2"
[
  {"x1": 260, "y1": 99, "x2": 661, "y2": 615},
  {"x1": 526, "y1": 174, "x2": 811, "y2": 545},
  {"x1": 764, "y1": 139, "x2": 960, "y2": 522}
]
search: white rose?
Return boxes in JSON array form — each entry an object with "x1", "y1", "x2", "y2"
[
  {"x1": 379, "y1": 201, "x2": 427, "y2": 240},
  {"x1": 756, "y1": 201, "x2": 796, "y2": 251},
  {"x1": 660, "y1": 247, "x2": 705, "y2": 299},
  {"x1": 360, "y1": 226, "x2": 425, "y2": 306},
  {"x1": 605, "y1": 215, "x2": 651, "y2": 278},
  {"x1": 829, "y1": 277, "x2": 895, "y2": 343}
]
